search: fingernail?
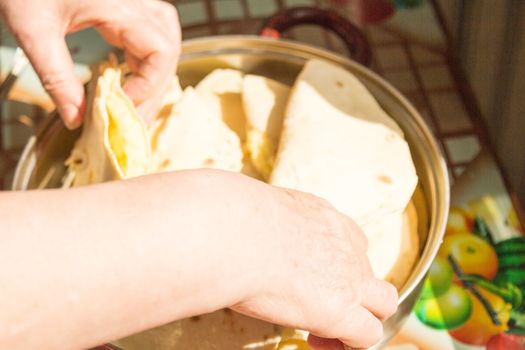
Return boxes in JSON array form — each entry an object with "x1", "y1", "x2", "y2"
[{"x1": 59, "y1": 104, "x2": 81, "y2": 130}]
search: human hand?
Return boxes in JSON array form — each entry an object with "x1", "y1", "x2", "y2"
[
  {"x1": 0, "y1": 0, "x2": 181, "y2": 128},
  {"x1": 215, "y1": 173, "x2": 399, "y2": 349},
  {"x1": 0, "y1": 169, "x2": 397, "y2": 349}
]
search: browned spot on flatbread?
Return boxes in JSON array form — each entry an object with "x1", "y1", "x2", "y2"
[
  {"x1": 336, "y1": 81, "x2": 344, "y2": 88},
  {"x1": 160, "y1": 159, "x2": 171, "y2": 169},
  {"x1": 204, "y1": 158, "x2": 215, "y2": 166},
  {"x1": 378, "y1": 175, "x2": 393, "y2": 184}
]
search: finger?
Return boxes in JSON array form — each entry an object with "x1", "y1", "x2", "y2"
[
  {"x1": 361, "y1": 278, "x2": 398, "y2": 321},
  {"x1": 312, "y1": 305, "x2": 384, "y2": 349},
  {"x1": 19, "y1": 32, "x2": 85, "y2": 129},
  {"x1": 135, "y1": 89, "x2": 167, "y2": 124},
  {"x1": 122, "y1": 47, "x2": 166, "y2": 122},
  {"x1": 145, "y1": 0, "x2": 180, "y2": 39},
  {"x1": 120, "y1": 21, "x2": 178, "y2": 104},
  {"x1": 114, "y1": 8, "x2": 180, "y2": 104},
  {"x1": 120, "y1": 26, "x2": 169, "y2": 102},
  {"x1": 338, "y1": 306, "x2": 384, "y2": 349}
]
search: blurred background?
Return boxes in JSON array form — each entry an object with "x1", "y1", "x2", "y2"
[
  {"x1": 0, "y1": 0, "x2": 524, "y2": 212},
  {"x1": 437, "y1": 0, "x2": 525, "y2": 218}
]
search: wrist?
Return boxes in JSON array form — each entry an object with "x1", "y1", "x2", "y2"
[{"x1": 137, "y1": 170, "x2": 267, "y2": 312}]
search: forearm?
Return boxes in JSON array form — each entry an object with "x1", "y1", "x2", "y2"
[
  {"x1": 0, "y1": 167, "x2": 398, "y2": 350},
  {"x1": 0, "y1": 170, "x2": 260, "y2": 349}
]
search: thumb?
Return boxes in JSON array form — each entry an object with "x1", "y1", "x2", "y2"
[{"x1": 20, "y1": 32, "x2": 85, "y2": 129}]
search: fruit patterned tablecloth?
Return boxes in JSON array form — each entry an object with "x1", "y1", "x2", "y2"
[{"x1": 388, "y1": 151, "x2": 525, "y2": 350}]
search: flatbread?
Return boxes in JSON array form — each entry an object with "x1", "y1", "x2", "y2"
[
  {"x1": 270, "y1": 59, "x2": 418, "y2": 278},
  {"x1": 242, "y1": 75, "x2": 290, "y2": 180},
  {"x1": 66, "y1": 62, "x2": 150, "y2": 185},
  {"x1": 161, "y1": 76, "x2": 184, "y2": 106},
  {"x1": 149, "y1": 87, "x2": 243, "y2": 173},
  {"x1": 385, "y1": 201, "x2": 420, "y2": 289},
  {"x1": 196, "y1": 69, "x2": 246, "y2": 142},
  {"x1": 194, "y1": 68, "x2": 266, "y2": 178}
]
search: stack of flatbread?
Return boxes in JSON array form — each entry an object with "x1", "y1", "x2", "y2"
[{"x1": 66, "y1": 58, "x2": 419, "y2": 350}]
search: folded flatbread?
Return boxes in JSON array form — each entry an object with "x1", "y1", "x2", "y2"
[
  {"x1": 388, "y1": 201, "x2": 420, "y2": 289},
  {"x1": 270, "y1": 59, "x2": 418, "y2": 279},
  {"x1": 196, "y1": 69, "x2": 246, "y2": 142},
  {"x1": 66, "y1": 63, "x2": 150, "y2": 185},
  {"x1": 149, "y1": 87, "x2": 243, "y2": 173},
  {"x1": 195, "y1": 68, "x2": 269, "y2": 178},
  {"x1": 242, "y1": 75, "x2": 290, "y2": 180}
]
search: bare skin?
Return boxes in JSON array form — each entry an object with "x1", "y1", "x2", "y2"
[
  {"x1": 0, "y1": 1, "x2": 398, "y2": 349},
  {"x1": 0, "y1": 0, "x2": 181, "y2": 127},
  {"x1": 0, "y1": 170, "x2": 397, "y2": 350}
]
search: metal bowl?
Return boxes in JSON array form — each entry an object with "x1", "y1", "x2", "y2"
[{"x1": 13, "y1": 36, "x2": 449, "y2": 348}]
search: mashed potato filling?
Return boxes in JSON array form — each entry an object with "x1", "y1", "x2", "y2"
[{"x1": 66, "y1": 62, "x2": 150, "y2": 185}]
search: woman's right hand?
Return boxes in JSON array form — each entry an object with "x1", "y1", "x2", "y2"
[{"x1": 193, "y1": 170, "x2": 399, "y2": 350}]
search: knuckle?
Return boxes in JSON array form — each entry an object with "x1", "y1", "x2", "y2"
[
  {"x1": 159, "y1": 4, "x2": 178, "y2": 22},
  {"x1": 41, "y1": 71, "x2": 71, "y2": 93},
  {"x1": 155, "y1": 38, "x2": 179, "y2": 58},
  {"x1": 152, "y1": 1, "x2": 180, "y2": 36},
  {"x1": 164, "y1": 3, "x2": 179, "y2": 20},
  {"x1": 345, "y1": 282, "x2": 363, "y2": 305}
]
